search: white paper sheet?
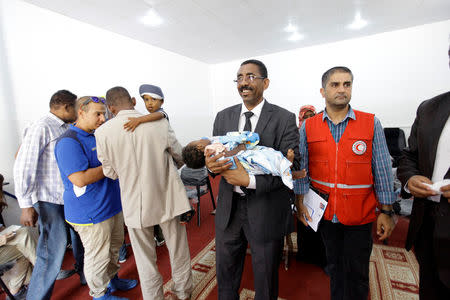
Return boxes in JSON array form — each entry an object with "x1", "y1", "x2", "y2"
[
  {"x1": 73, "y1": 185, "x2": 86, "y2": 197},
  {"x1": 303, "y1": 189, "x2": 328, "y2": 232},
  {"x1": 0, "y1": 224, "x2": 21, "y2": 236},
  {"x1": 423, "y1": 179, "x2": 450, "y2": 203}
]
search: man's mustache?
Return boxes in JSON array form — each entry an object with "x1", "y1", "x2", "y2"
[
  {"x1": 239, "y1": 86, "x2": 253, "y2": 92},
  {"x1": 335, "y1": 94, "x2": 347, "y2": 99}
]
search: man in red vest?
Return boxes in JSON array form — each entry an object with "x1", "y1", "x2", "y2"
[{"x1": 294, "y1": 66, "x2": 396, "y2": 300}]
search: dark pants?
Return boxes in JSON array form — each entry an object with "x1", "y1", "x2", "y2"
[
  {"x1": 320, "y1": 220, "x2": 373, "y2": 300},
  {"x1": 296, "y1": 219, "x2": 327, "y2": 268},
  {"x1": 414, "y1": 215, "x2": 450, "y2": 300},
  {"x1": 215, "y1": 193, "x2": 283, "y2": 300}
]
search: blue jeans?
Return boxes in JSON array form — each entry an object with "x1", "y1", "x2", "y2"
[{"x1": 26, "y1": 201, "x2": 84, "y2": 300}]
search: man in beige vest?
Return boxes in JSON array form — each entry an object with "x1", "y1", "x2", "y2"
[{"x1": 95, "y1": 87, "x2": 192, "y2": 300}]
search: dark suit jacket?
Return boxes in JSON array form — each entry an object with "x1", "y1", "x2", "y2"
[
  {"x1": 213, "y1": 100, "x2": 300, "y2": 242},
  {"x1": 397, "y1": 91, "x2": 450, "y2": 287}
]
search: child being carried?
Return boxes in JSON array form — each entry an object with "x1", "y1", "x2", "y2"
[{"x1": 182, "y1": 131, "x2": 306, "y2": 189}]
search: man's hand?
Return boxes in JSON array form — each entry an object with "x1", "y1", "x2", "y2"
[
  {"x1": 376, "y1": 213, "x2": 395, "y2": 241},
  {"x1": 292, "y1": 169, "x2": 307, "y2": 180},
  {"x1": 123, "y1": 117, "x2": 141, "y2": 132},
  {"x1": 0, "y1": 232, "x2": 15, "y2": 246},
  {"x1": 441, "y1": 184, "x2": 450, "y2": 202},
  {"x1": 205, "y1": 149, "x2": 232, "y2": 174},
  {"x1": 407, "y1": 175, "x2": 437, "y2": 198},
  {"x1": 221, "y1": 157, "x2": 249, "y2": 187},
  {"x1": 20, "y1": 207, "x2": 38, "y2": 227},
  {"x1": 294, "y1": 194, "x2": 312, "y2": 226}
]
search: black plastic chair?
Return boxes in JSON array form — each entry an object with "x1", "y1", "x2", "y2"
[
  {"x1": 383, "y1": 127, "x2": 406, "y2": 168},
  {"x1": 180, "y1": 167, "x2": 215, "y2": 226}
]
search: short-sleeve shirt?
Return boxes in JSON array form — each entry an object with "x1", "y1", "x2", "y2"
[
  {"x1": 155, "y1": 108, "x2": 169, "y2": 121},
  {"x1": 55, "y1": 125, "x2": 122, "y2": 225}
]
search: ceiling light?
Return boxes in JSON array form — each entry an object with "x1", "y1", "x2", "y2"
[
  {"x1": 284, "y1": 23, "x2": 297, "y2": 33},
  {"x1": 347, "y1": 12, "x2": 368, "y2": 30},
  {"x1": 139, "y1": 8, "x2": 163, "y2": 27},
  {"x1": 288, "y1": 32, "x2": 304, "y2": 42}
]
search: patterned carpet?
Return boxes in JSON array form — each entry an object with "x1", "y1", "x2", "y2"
[
  {"x1": 163, "y1": 239, "x2": 287, "y2": 300},
  {"x1": 164, "y1": 239, "x2": 217, "y2": 300},
  {"x1": 369, "y1": 244, "x2": 419, "y2": 300},
  {"x1": 164, "y1": 232, "x2": 419, "y2": 300}
]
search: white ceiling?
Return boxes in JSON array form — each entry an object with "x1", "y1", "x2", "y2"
[{"x1": 23, "y1": 0, "x2": 450, "y2": 64}]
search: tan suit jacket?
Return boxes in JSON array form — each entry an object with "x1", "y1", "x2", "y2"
[{"x1": 95, "y1": 109, "x2": 190, "y2": 228}]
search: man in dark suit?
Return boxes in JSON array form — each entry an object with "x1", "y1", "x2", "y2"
[
  {"x1": 397, "y1": 84, "x2": 450, "y2": 300},
  {"x1": 206, "y1": 59, "x2": 300, "y2": 300}
]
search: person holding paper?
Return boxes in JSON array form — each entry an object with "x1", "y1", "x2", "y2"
[
  {"x1": 397, "y1": 48, "x2": 450, "y2": 299},
  {"x1": 293, "y1": 66, "x2": 396, "y2": 300}
]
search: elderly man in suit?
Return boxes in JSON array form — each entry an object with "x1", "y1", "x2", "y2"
[
  {"x1": 397, "y1": 48, "x2": 450, "y2": 300},
  {"x1": 206, "y1": 59, "x2": 300, "y2": 300},
  {"x1": 95, "y1": 87, "x2": 192, "y2": 300}
]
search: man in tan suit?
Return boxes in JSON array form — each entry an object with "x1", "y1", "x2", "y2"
[{"x1": 95, "y1": 87, "x2": 192, "y2": 300}]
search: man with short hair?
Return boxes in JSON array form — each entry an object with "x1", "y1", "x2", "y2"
[
  {"x1": 205, "y1": 59, "x2": 300, "y2": 300},
  {"x1": 294, "y1": 66, "x2": 396, "y2": 300},
  {"x1": 95, "y1": 87, "x2": 192, "y2": 300},
  {"x1": 397, "y1": 47, "x2": 450, "y2": 299},
  {"x1": 13, "y1": 90, "x2": 85, "y2": 300},
  {"x1": 55, "y1": 96, "x2": 137, "y2": 300}
]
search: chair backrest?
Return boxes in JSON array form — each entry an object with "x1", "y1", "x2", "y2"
[
  {"x1": 180, "y1": 166, "x2": 208, "y2": 186},
  {"x1": 383, "y1": 127, "x2": 407, "y2": 167}
]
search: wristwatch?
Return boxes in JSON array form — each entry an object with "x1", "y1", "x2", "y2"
[{"x1": 380, "y1": 209, "x2": 394, "y2": 217}]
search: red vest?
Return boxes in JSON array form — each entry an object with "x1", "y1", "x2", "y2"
[{"x1": 305, "y1": 110, "x2": 377, "y2": 225}]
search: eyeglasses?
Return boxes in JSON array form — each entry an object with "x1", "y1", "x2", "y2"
[
  {"x1": 233, "y1": 75, "x2": 266, "y2": 84},
  {"x1": 82, "y1": 96, "x2": 105, "y2": 106}
]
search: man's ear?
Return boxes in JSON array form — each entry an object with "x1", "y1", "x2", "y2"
[
  {"x1": 108, "y1": 105, "x2": 117, "y2": 116},
  {"x1": 131, "y1": 97, "x2": 136, "y2": 107},
  {"x1": 64, "y1": 104, "x2": 73, "y2": 112},
  {"x1": 77, "y1": 106, "x2": 84, "y2": 118},
  {"x1": 320, "y1": 87, "x2": 325, "y2": 98},
  {"x1": 263, "y1": 78, "x2": 270, "y2": 90}
]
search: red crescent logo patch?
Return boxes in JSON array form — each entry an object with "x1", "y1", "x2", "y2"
[{"x1": 352, "y1": 141, "x2": 367, "y2": 155}]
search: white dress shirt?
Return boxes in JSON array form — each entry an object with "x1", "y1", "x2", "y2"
[
  {"x1": 430, "y1": 116, "x2": 450, "y2": 202},
  {"x1": 234, "y1": 99, "x2": 265, "y2": 194}
]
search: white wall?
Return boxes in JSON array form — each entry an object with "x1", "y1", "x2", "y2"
[
  {"x1": 0, "y1": 0, "x2": 214, "y2": 224},
  {"x1": 210, "y1": 20, "x2": 450, "y2": 138},
  {"x1": 0, "y1": 0, "x2": 214, "y2": 177}
]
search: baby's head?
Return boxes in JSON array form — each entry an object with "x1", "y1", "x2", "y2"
[
  {"x1": 182, "y1": 139, "x2": 211, "y2": 169},
  {"x1": 139, "y1": 84, "x2": 164, "y2": 113}
]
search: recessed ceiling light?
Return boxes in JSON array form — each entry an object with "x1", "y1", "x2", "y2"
[
  {"x1": 347, "y1": 12, "x2": 368, "y2": 30},
  {"x1": 288, "y1": 32, "x2": 304, "y2": 42},
  {"x1": 139, "y1": 8, "x2": 163, "y2": 27},
  {"x1": 284, "y1": 23, "x2": 297, "y2": 33}
]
